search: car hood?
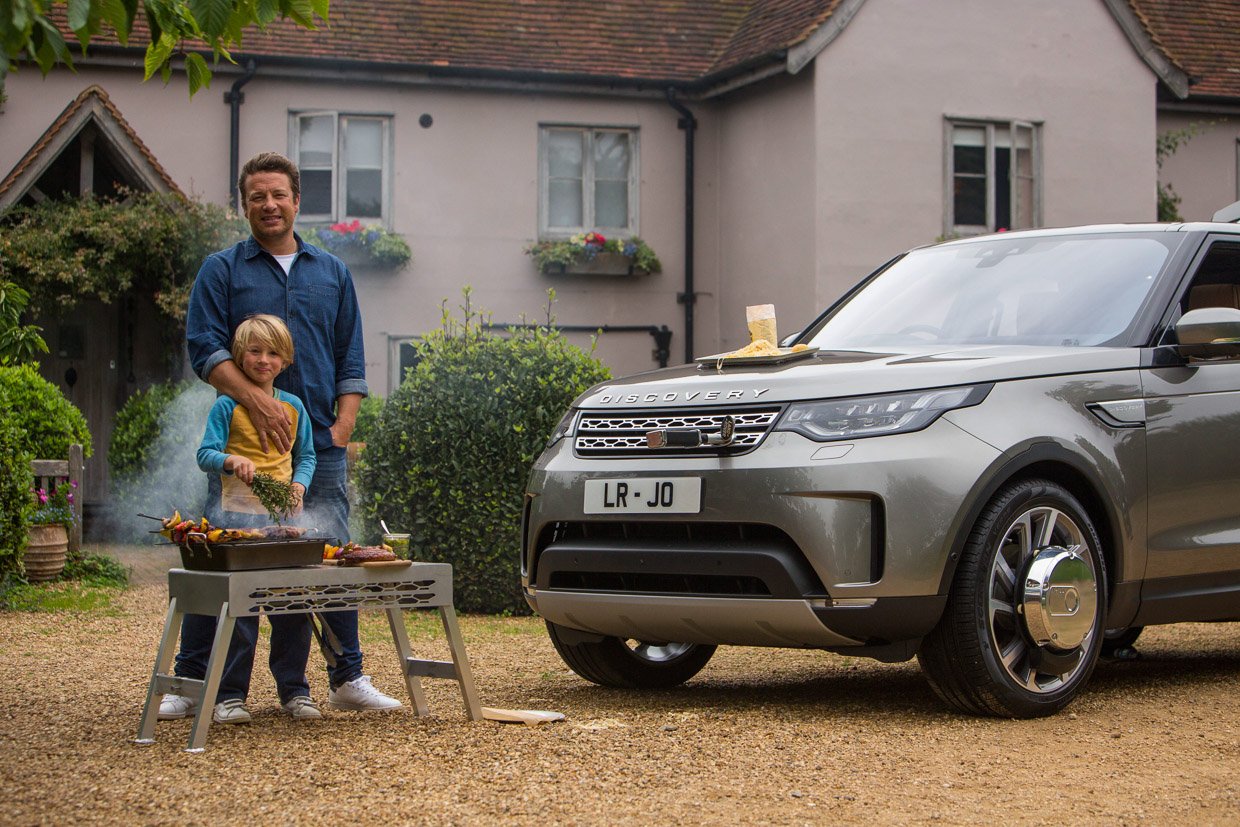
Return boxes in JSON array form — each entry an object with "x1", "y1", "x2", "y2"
[{"x1": 577, "y1": 345, "x2": 1141, "y2": 408}]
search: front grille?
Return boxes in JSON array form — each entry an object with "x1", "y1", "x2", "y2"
[{"x1": 574, "y1": 406, "x2": 781, "y2": 456}]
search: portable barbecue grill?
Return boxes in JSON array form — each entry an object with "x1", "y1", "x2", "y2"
[{"x1": 178, "y1": 533, "x2": 331, "y2": 571}]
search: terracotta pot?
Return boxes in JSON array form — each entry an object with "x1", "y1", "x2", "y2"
[{"x1": 25, "y1": 523, "x2": 68, "y2": 582}]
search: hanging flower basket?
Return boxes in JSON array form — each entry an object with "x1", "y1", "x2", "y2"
[{"x1": 525, "y1": 232, "x2": 661, "y2": 276}]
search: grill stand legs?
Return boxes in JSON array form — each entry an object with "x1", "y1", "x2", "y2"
[{"x1": 388, "y1": 606, "x2": 482, "y2": 721}]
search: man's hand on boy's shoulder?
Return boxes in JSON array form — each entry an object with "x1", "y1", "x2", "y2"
[{"x1": 245, "y1": 386, "x2": 293, "y2": 454}]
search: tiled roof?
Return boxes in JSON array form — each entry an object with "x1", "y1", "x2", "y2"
[
  {"x1": 0, "y1": 84, "x2": 182, "y2": 204},
  {"x1": 1130, "y1": 0, "x2": 1240, "y2": 100},
  {"x1": 57, "y1": 0, "x2": 841, "y2": 87}
]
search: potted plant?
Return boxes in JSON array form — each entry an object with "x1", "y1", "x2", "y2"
[
  {"x1": 525, "y1": 232, "x2": 662, "y2": 276},
  {"x1": 302, "y1": 220, "x2": 412, "y2": 271},
  {"x1": 25, "y1": 482, "x2": 75, "y2": 581}
]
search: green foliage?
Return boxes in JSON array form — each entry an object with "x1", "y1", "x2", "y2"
[
  {"x1": 525, "y1": 232, "x2": 661, "y2": 275},
  {"x1": 301, "y1": 222, "x2": 412, "y2": 270},
  {"x1": 62, "y1": 551, "x2": 129, "y2": 586},
  {"x1": 1156, "y1": 123, "x2": 1209, "y2": 223},
  {"x1": 350, "y1": 393, "x2": 384, "y2": 444},
  {"x1": 108, "y1": 379, "x2": 189, "y2": 483},
  {"x1": 0, "y1": 191, "x2": 246, "y2": 328},
  {"x1": 358, "y1": 290, "x2": 610, "y2": 614},
  {"x1": 0, "y1": 280, "x2": 48, "y2": 364},
  {"x1": 0, "y1": 416, "x2": 33, "y2": 580},
  {"x1": 0, "y1": 362, "x2": 91, "y2": 459},
  {"x1": 1, "y1": 1, "x2": 330, "y2": 97}
]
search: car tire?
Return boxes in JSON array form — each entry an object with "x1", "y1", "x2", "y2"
[
  {"x1": 546, "y1": 621, "x2": 716, "y2": 689},
  {"x1": 918, "y1": 478, "x2": 1107, "y2": 718}
]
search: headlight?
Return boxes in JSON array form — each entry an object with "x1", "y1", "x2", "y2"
[
  {"x1": 546, "y1": 409, "x2": 577, "y2": 448},
  {"x1": 776, "y1": 385, "x2": 990, "y2": 442}
]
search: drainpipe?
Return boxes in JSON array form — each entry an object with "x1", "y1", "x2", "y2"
[
  {"x1": 666, "y1": 88, "x2": 697, "y2": 364},
  {"x1": 224, "y1": 60, "x2": 258, "y2": 211}
]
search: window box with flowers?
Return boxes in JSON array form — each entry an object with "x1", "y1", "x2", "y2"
[
  {"x1": 525, "y1": 232, "x2": 662, "y2": 277},
  {"x1": 25, "y1": 482, "x2": 76, "y2": 582},
  {"x1": 302, "y1": 220, "x2": 412, "y2": 271}
]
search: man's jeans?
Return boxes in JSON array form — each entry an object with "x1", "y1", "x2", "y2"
[
  {"x1": 300, "y1": 456, "x2": 364, "y2": 687},
  {"x1": 175, "y1": 458, "x2": 363, "y2": 695}
]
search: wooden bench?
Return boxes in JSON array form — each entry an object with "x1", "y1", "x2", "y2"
[{"x1": 30, "y1": 443, "x2": 84, "y2": 553}]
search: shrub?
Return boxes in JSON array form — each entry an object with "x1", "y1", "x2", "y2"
[
  {"x1": 62, "y1": 552, "x2": 129, "y2": 587},
  {"x1": 106, "y1": 381, "x2": 214, "y2": 541},
  {"x1": 350, "y1": 394, "x2": 385, "y2": 445},
  {"x1": 0, "y1": 363, "x2": 91, "y2": 460},
  {"x1": 358, "y1": 292, "x2": 610, "y2": 613},
  {"x1": 109, "y1": 380, "x2": 192, "y2": 483},
  {"x1": 0, "y1": 416, "x2": 33, "y2": 580}
]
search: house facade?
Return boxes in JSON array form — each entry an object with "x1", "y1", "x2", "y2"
[{"x1": 1, "y1": 0, "x2": 1230, "y2": 503}]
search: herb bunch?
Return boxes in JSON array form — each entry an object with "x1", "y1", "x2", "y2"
[{"x1": 251, "y1": 472, "x2": 296, "y2": 524}]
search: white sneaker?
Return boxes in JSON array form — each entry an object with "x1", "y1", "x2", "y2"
[
  {"x1": 158, "y1": 693, "x2": 198, "y2": 720},
  {"x1": 212, "y1": 699, "x2": 252, "y2": 724},
  {"x1": 327, "y1": 675, "x2": 403, "y2": 711},
  {"x1": 282, "y1": 696, "x2": 322, "y2": 720}
]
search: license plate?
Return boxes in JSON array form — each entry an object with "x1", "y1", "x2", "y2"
[{"x1": 583, "y1": 478, "x2": 702, "y2": 514}]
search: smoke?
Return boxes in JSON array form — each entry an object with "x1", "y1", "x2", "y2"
[{"x1": 105, "y1": 382, "x2": 216, "y2": 542}]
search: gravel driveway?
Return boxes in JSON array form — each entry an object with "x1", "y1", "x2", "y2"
[{"x1": 2, "y1": 562, "x2": 1238, "y2": 825}]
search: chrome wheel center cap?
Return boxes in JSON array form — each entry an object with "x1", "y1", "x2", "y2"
[{"x1": 1020, "y1": 546, "x2": 1097, "y2": 650}]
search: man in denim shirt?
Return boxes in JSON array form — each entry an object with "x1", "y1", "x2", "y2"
[{"x1": 163, "y1": 152, "x2": 400, "y2": 720}]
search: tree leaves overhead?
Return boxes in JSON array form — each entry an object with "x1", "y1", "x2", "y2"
[{"x1": 1, "y1": 0, "x2": 329, "y2": 97}]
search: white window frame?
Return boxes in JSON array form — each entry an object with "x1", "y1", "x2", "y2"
[
  {"x1": 944, "y1": 117, "x2": 1042, "y2": 237},
  {"x1": 538, "y1": 125, "x2": 640, "y2": 239},
  {"x1": 289, "y1": 111, "x2": 394, "y2": 226}
]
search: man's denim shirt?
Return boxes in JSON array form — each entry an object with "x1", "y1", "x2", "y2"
[{"x1": 186, "y1": 235, "x2": 368, "y2": 460}]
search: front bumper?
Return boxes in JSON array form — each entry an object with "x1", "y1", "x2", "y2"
[{"x1": 523, "y1": 417, "x2": 1001, "y2": 647}]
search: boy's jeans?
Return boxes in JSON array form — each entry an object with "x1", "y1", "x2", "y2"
[{"x1": 175, "y1": 457, "x2": 364, "y2": 697}]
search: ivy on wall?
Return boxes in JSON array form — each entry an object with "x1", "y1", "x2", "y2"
[{"x1": 0, "y1": 191, "x2": 246, "y2": 328}]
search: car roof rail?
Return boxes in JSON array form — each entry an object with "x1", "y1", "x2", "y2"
[{"x1": 1213, "y1": 200, "x2": 1240, "y2": 223}]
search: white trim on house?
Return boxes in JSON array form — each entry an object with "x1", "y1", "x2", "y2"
[
  {"x1": 786, "y1": 0, "x2": 870, "y2": 75},
  {"x1": 1103, "y1": 0, "x2": 1190, "y2": 99}
]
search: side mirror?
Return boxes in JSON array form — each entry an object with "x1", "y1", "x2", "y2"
[{"x1": 1174, "y1": 307, "x2": 1240, "y2": 358}]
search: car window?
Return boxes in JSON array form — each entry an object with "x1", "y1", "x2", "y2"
[{"x1": 808, "y1": 234, "x2": 1180, "y2": 349}]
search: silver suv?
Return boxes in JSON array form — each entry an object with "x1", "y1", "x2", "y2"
[{"x1": 522, "y1": 221, "x2": 1240, "y2": 717}]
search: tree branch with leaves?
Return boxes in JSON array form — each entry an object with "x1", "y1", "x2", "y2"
[{"x1": 1, "y1": 0, "x2": 329, "y2": 97}]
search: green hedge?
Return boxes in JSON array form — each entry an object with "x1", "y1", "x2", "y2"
[
  {"x1": 358, "y1": 296, "x2": 609, "y2": 614},
  {"x1": 107, "y1": 380, "x2": 213, "y2": 540},
  {"x1": 0, "y1": 364, "x2": 91, "y2": 460},
  {"x1": 349, "y1": 394, "x2": 385, "y2": 445},
  {"x1": 109, "y1": 380, "x2": 192, "y2": 483},
  {"x1": 0, "y1": 415, "x2": 33, "y2": 581}
]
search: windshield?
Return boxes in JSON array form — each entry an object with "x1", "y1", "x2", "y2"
[{"x1": 806, "y1": 233, "x2": 1181, "y2": 349}]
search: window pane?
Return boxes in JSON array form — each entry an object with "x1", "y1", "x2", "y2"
[
  {"x1": 995, "y1": 148, "x2": 1011, "y2": 230},
  {"x1": 301, "y1": 169, "x2": 332, "y2": 215},
  {"x1": 954, "y1": 176, "x2": 986, "y2": 226},
  {"x1": 299, "y1": 115, "x2": 334, "y2": 167},
  {"x1": 953, "y1": 144, "x2": 985, "y2": 176},
  {"x1": 595, "y1": 180, "x2": 628, "y2": 227},
  {"x1": 398, "y1": 341, "x2": 420, "y2": 386},
  {"x1": 346, "y1": 169, "x2": 382, "y2": 217},
  {"x1": 345, "y1": 119, "x2": 383, "y2": 167},
  {"x1": 549, "y1": 180, "x2": 583, "y2": 227},
  {"x1": 593, "y1": 132, "x2": 630, "y2": 179},
  {"x1": 548, "y1": 131, "x2": 583, "y2": 177}
]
